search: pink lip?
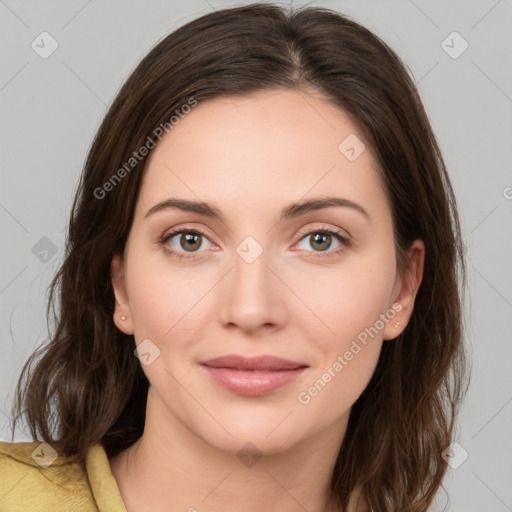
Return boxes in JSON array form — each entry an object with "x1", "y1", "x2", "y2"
[{"x1": 201, "y1": 355, "x2": 308, "y2": 396}]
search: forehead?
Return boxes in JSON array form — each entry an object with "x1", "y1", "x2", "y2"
[{"x1": 136, "y1": 88, "x2": 389, "y2": 220}]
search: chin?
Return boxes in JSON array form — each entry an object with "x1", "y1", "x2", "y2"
[
  {"x1": 203, "y1": 428, "x2": 302, "y2": 457},
  {"x1": 189, "y1": 406, "x2": 310, "y2": 456}
]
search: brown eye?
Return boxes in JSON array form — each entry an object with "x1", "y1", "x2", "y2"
[
  {"x1": 179, "y1": 232, "x2": 203, "y2": 252},
  {"x1": 297, "y1": 229, "x2": 345, "y2": 253},
  {"x1": 161, "y1": 228, "x2": 214, "y2": 259},
  {"x1": 309, "y1": 232, "x2": 333, "y2": 252}
]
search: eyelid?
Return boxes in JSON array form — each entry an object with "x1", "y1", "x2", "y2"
[
  {"x1": 161, "y1": 224, "x2": 217, "y2": 243},
  {"x1": 292, "y1": 224, "x2": 351, "y2": 257},
  {"x1": 295, "y1": 223, "x2": 349, "y2": 241}
]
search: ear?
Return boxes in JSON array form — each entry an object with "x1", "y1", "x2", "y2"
[
  {"x1": 111, "y1": 252, "x2": 134, "y2": 335},
  {"x1": 383, "y1": 239, "x2": 425, "y2": 340}
]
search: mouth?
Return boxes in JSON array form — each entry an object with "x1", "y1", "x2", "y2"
[{"x1": 200, "y1": 354, "x2": 309, "y2": 396}]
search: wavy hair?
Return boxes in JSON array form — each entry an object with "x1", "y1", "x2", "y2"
[{"x1": 11, "y1": 3, "x2": 470, "y2": 510}]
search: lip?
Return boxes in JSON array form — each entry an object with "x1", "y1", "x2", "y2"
[{"x1": 201, "y1": 354, "x2": 308, "y2": 396}]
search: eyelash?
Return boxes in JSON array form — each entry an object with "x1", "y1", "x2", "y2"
[{"x1": 159, "y1": 225, "x2": 351, "y2": 261}]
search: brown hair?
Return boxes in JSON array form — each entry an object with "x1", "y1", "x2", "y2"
[{"x1": 11, "y1": 3, "x2": 470, "y2": 510}]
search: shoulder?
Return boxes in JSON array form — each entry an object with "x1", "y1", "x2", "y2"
[{"x1": 0, "y1": 440, "x2": 96, "y2": 511}]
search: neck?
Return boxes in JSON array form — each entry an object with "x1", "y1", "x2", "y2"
[{"x1": 110, "y1": 388, "x2": 348, "y2": 512}]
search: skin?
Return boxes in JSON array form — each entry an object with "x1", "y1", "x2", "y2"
[{"x1": 109, "y1": 88, "x2": 424, "y2": 512}]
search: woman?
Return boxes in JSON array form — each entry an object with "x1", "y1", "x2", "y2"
[{"x1": 1, "y1": 3, "x2": 469, "y2": 511}]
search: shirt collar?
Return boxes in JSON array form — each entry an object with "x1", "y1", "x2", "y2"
[{"x1": 86, "y1": 444, "x2": 127, "y2": 512}]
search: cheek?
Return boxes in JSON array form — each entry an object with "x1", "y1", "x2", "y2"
[
  {"x1": 297, "y1": 342, "x2": 381, "y2": 425},
  {"x1": 293, "y1": 263, "x2": 392, "y2": 416},
  {"x1": 289, "y1": 249, "x2": 395, "y2": 409},
  {"x1": 125, "y1": 252, "x2": 214, "y2": 341},
  {"x1": 290, "y1": 254, "x2": 396, "y2": 348}
]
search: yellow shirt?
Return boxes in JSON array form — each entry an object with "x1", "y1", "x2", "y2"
[{"x1": 0, "y1": 440, "x2": 127, "y2": 511}]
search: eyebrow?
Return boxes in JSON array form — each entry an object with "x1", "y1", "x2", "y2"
[{"x1": 144, "y1": 196, "x2": 370, "y2": 222}]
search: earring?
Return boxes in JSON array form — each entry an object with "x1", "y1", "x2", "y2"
[
  {"x1": 120, "y1": 316, "x2": 127, "y2": 321},
  {"x1": 394, "y1": 321, "x2": 400, "y2": 328}
]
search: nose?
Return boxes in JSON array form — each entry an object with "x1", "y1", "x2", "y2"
[{"x1": 217, "y1": 246, "x2": 288, "y2": 335}]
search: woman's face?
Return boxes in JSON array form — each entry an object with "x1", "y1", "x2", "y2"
[{"x1": 112, "y1": 88, "x2": 423, "y2": 455}]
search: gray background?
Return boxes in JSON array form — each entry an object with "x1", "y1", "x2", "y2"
[{"x1": 1, "y1": 0, "x2": 511, "y2": 510}]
